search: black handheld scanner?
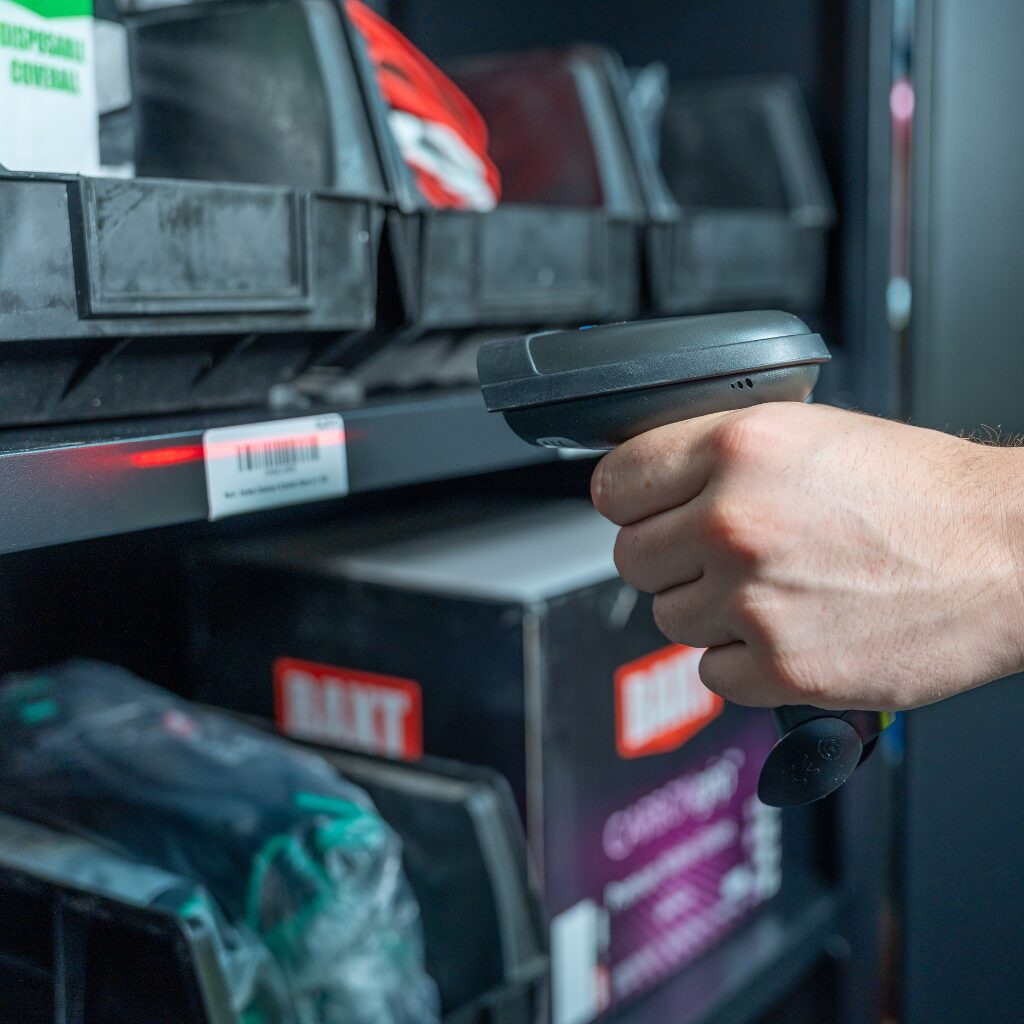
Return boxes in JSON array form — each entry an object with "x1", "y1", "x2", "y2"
[{"x1": 477, "y1": 311, "x2": 893, "y2": 807}]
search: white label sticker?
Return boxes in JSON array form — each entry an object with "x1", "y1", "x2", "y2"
[
  {"x1": 551, "y1": 900, "x2": 603, "y2": 1024},
  {"x1": 0, "y1": 0, "x2": 100, "y2": 174},
  {"x1": 203, "y1": 414, "x2": 348, "y2": 521}
]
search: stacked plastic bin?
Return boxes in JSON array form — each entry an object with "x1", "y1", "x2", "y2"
[
  {"x1": 0, "y1": 0, "x2": 388, "y2": 426},
  {"x1": 0, "y1": 0, "x2": 836, "y2": 426},
  {"x1": 388, "y1": 45, "x2": 645, "y2": 330},
  {"x1": 125, "y1": 1, "x2": 648, "y2": 345},
  {"x1": 609, "y1": 71, "x2": 837, "y2": 314}
]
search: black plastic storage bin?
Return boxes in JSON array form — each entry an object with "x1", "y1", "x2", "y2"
[
  {"x1": 0, "y1": 744, "x2": 547, "y2": 1024},
  {"x1": 358, "y1": 40, "x2": 645, "y2": 331},
  {"x1": 127, "y1": 0, "x2": 384, "y2": 194},
  {"x1": 122, "y1": 2, "x2": 645, "y2": 334},
  {"x1": 0, "y1": 171, "x2": 379, "y2": 425},
  {"x1": 122, "y1": 0, "x2": 419, "y2": 331},
  {"x1": 0, "y1": 812, "x2": 236, "y2": 1024},
  {"x1": 616, "y1": 75, "x2": 835, "y2": 314},
  {"x1": 0, "y1": 0, "x2": 388, "y2": 428}
]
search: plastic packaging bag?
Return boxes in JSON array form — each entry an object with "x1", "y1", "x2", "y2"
[
  {"x1": 0, "y1": 660, "x2": 440, "y2": 1024},
  {"x1": 346, "y1": 0, "x2": 501, "y2": 210}
]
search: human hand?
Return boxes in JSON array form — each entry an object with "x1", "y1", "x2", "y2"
[{"x1": 591, "y1": 402, "x2": 1024, "y2": 711}]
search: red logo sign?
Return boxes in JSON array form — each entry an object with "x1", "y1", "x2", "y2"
[
  {"x1": 615, "y1": 645, "x2": 723, "y2": 759},
  {"x1": 274, "y1": 657, "x2": 423, "y2": 760}
]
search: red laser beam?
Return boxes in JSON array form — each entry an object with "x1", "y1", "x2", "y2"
[{"x1": 127, "y1": 428, "x2": 347, "y2": 470}]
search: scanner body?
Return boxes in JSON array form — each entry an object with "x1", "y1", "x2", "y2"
[{"x1": 478, "y1": 310, "x2": 828, "y2": 449}]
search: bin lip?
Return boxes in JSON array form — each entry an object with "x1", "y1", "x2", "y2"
[
  {"x1": 478, "y1": 311, "x2": 830, "y2": 411},
  {"x1": 0, "y1": 169, "x2": 392, "y2": 207},
  {"x1": 418, "y1": 202, "x2": 643, "y2": 225}
]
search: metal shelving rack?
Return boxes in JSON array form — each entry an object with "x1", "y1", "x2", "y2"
[
  {"x1": 0, "y1": 0, "x2": 897, "y2": 1022},
  {"x1": 0, "y1": 389, "x2": 552, "y2": 554}
]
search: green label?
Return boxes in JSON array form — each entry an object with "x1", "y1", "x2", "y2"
[
  {"x1": 0, "y1": 20, "x2": 87, "y2": 60},
  {"x1": 10, "y1": 57, "x2": 79, "y2": 92},
  {"x1": 5, "y1": 0, "x2": 92, "y2": 18}
]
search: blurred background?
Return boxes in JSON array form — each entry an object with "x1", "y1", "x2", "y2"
[{"x1": 1, "y1": 1, "x2": 1022, "y2": 1022}]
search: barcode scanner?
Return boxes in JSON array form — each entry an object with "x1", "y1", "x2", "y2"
[{"x1": 478, "y1": 311, "x2": 893, "y2": 807}]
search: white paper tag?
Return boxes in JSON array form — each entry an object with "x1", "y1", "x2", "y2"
[
  {"x1": 551, "y1": 900, "x2": 602, "y2": 1024},
  {"x1": 203, "y1": 414, "x2": 348, "y2": 521},
  {"x1": 0, "y1": 0, "x2": 100, "y2": 174}
]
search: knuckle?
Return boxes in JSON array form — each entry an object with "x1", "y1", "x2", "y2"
[
  {"x1": 701, "y1": 500, "x2": 757, "y2": 559},
  {"x1": 695, "y1": 657, "x2": 725, "y2": 697},
  {"x1": 697, "y1": 649, "x2": 742, "y2": 703},
  {"x1": 591, "y1": 440, "x2": 659, "y2": 523},
  {"x1": 710, "y1": 406, "x2": 787, "y2": 464},
  {"x1": 614, "y1": 526, "x2": 663, "y2": 593},
  {"x1": 709, "y1": 411, "x2": 758, "y2": 462},
  {"x1": 612, "y1": 526, "x2": 644, "y2": 587},
  {"x1": 701, "y1": 500, "x2": 738, "y2": 543},
  {"x1": 651, "y1": 592, "x2": 682, "y2": 642},
  {"x1": 612, "y1": 511, "x2": 693, "y2": 597},
  {"x1": 620, "y1": 441, "x2": 660, "y2": 490}
]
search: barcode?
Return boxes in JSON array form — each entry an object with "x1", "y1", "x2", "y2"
[{"x1": 236, "y1": 436, "x2": 321, "y2": 473}]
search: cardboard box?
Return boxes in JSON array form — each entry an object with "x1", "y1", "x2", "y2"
[{"x1": 191, "y1": 500, "x2": 783, "y2": 1023}]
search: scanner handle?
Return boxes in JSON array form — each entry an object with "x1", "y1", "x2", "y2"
[{"x1": 757, "y1": 705, "x2": 893, "y2": 807}]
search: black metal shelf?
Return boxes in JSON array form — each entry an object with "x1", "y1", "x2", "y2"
[{"x1": 0, "y1": 389, "x2": 554, "y2": 555}]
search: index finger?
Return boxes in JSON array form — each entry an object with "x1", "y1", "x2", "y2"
[{"x1": 591, "y1": 411, "x2": 731, "y2": 526}]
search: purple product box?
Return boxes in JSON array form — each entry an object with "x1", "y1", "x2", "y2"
[
  {"x1": 190, "y1": 500, "x2": 783, "y2": 1021},
  {"x1": 550, "y1": 718, "x2": 780, "y2": 1022}
]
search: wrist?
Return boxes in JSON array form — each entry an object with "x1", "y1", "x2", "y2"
[{"x1": 985, "y1": 444, "x2": 1024, "y2": 675}]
